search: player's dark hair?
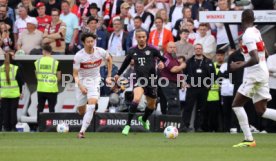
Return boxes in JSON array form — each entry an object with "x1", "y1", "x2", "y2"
[
  {"x1": 242, "y1": 9, "x2": 255, "y2": 23},
  {"x1": 81, "y1": 32, "x2": 97, "y2": 42}
]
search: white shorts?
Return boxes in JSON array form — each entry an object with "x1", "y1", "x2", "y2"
[
  {"x1": 76, "y1": 77, "x2": 101, "y2": 107},
  {"x1": 238, "y1": 79, "x2": 272, "y2": 103}
]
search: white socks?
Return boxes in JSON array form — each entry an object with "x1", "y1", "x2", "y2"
[
  {"x1": 233, "y1": 107, "x2": 253, "y2": 141},
  {"x1": 80, "y1": 104, "x2": 95, "y2": 133},
  {"x1": 262, "y1": 108, "x2": 276, "y2": 121}
]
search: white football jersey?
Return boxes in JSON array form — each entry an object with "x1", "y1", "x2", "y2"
[
  {"x1": 73, "y1": 47, "x2": 109, "y2": 79},
  {"x1": 241, "y1": 26, "x2": 269, "y2": 82}
]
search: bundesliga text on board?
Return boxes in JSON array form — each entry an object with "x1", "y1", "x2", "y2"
[
  {"x1": 46, "y1": 119, "x2": 82, "y2": 126},
  {"x1": 99, "y1": 119, "x2": 143, "y2": 126}
]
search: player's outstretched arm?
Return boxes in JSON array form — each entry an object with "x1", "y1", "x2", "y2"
[{"x1": 116, "y1": 54, "x2": 132, "y2": 76}]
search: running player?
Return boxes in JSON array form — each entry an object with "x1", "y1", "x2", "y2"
[
  {"x1": 73, "y1": 32, "x2": 112, "y2": 138},
  {"x1": 114, "y1": 29, "x2": 166, "y2": 135},
  {"x1": 230, "y1": 9, "x2": 276, "y2": 147}
]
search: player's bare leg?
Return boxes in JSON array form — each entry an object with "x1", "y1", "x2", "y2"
[
  {"x1": 231, "y1": 92, "x2": 257, "y2": 147},
  {"x1": 78, "y1": 98, "x2": 97, "y2": 138},
  {"x1": 138, "y1": 96, "x2": 156, "y2": 130},
  {"x1": 122, "y1": 87, "x2": 144, "y2": 135}
]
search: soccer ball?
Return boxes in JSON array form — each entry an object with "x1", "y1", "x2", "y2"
[
  {"x1": 164, "y1": 126, "x2": 178, "y2": 139},
  {"x1": 56, "y1": 122, "x2": 69, "y2": 133}
]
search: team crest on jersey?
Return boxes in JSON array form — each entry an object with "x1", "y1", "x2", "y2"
[
  {"x1": 134, "y1": 53, "x2": 137, "y2": 56},
  {"x1": 145, "y1": 50, "x2": 150, "y2": 55}
]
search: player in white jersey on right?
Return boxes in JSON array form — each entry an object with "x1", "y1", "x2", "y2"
[
  {"x1": 230, "y1": 9, "x2": 276, "y2": 147},
  {"x1": 73, "y1": 32, "x2": 112, "y2": 138}
]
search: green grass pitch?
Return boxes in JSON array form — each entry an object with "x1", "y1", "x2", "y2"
[{"x1": 0, "y1": 132, "x2": 276, "y2": 161}]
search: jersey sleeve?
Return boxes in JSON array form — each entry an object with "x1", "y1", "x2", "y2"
[
  {"x1": 99, "y1": 48, "x2": 110, "y2": 60},
  {"x1": 73, "y1": 55, "x2": 80, "y2": 70},
  {"x1": 242, "y1": 33, "x2": 257, "y2": 53}
]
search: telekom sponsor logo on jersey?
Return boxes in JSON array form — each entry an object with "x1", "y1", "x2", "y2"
[{"x1": 80, "y1": 59, "x2": 102, "y2": 69}]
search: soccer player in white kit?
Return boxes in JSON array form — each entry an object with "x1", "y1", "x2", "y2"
[
  {"x1": 73, "y1": 32, "x2": 112, "y2": 138},
  {"x1": 230, "y1": 9, "x2": 276, "y2": 147}
]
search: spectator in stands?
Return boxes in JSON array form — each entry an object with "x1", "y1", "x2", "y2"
[
  {"x1": 43, "y1": 8, "x2": 66, "y2": 55},
  {"x1": 67, "y1": 0, "x2": 78, "y2": 16},
  {"x1": 159, "y1": 41, "x2": 186, "y2": 115},
  {"x1": 34, "y1": 44, "x2": 61, "y2": 122},
  {"x1": 77, "y1": 0, "x2": 90, "y2": 29},
  {"x1": 175, "y1": 29, "x2": 194, "y2": 60},
  {"x1": 36, "y1": 2, "x2": 52, "y2": 33},
  {"x1": 16, "y1": 0, "x2": 37, "y2": 18},
  {"x1": 194, "y1": 23, "x2": 216, "y2": 59},
  {"x1": 0, "y1": 23, "x2": 13, "y2": 52},
  {"x1": 191, "y1": 0, "x2": 213, "y2": 20},
  {"x1": 107, "y1": 2, "x2": 131, "y2": 32},
  {"x1": 148, "y1": 17, "x2": 174, "y2": 53},
  {"x1": 126, "y1": 16, "x2": 147, "y2": 50},
  {"x1": 60, "y1": 0, "x2": 79, "y2": 55},
  {"x1": 0, "y1": 4, "x2": 14, "y2": 48},
  {"x1": 88, "y1": 0, "x2": 104, "y2": 16},
  {"x1": 107, "y1": 19, "x2": 128, "y2": 56},
  {"x1": 173, "y1": 7, "x2": 199, "y2": 40},
  {"x1": 0, "y1": 52, "x2": 24, "y2": 131},
  {"x1": 144, "y1": 0, "x2": 164, "y2": 17},
  {"x1": 83, "y1": 16, "x2": 107, "y2": 49},
  {"x1": 102, "y1": 0, "x2": 124, "y2": 26},
  {"x1": 17, "y1": 17, "x2": 43, "y2": 55},
  {"x1": 212, "y1": 0, "x2": 238, "y2": 51},
  {"x1": 151, "y1": 9, "x2": 171, "y2": 31},
  {"x1": 182, "y1": 43, "x2": 215, "y2": 132},
  {"x1": 130, "y1": 0, "x2": 154, "y2": 32},
  {"x1": 169, "y1": 0, "x2": 184, "y2": 30},
  {"x1": 184, "y1": 18, "x2": 197, "y2": 45},
  {"x1": 204, "y1": 50, "x2": 224, "y2": 132},
  {"x1": 266, "y1": 52, "x2": 276, "y2": 131},
  {"x1": 125, "y1": 0, "x2": 135, "y2": 18},
  {"x1": 46, "y1": 0, "x2": 61, "y2": 15},
  {"x1": 13, "y1": 5, "x2": 32, "y2": 49},
  {"x1": 86, "y1": 3, "x2": 100, "y2": 19},
  {"x1": 0, "y1": 0, "x2": 15, "y2": 24}
]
